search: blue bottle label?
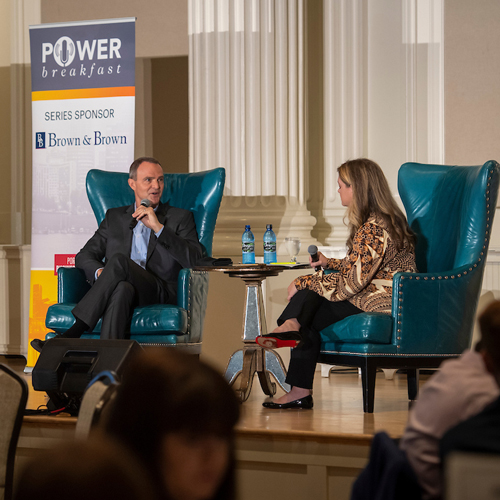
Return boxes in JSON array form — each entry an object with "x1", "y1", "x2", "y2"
[
  {"x1": 263, "y1": 242, "x2": 276, "y2": 253},
  {"x1": 242, "y1": 242, "x2": 255, "y2": 253}
]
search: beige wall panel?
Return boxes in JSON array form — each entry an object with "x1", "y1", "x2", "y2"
[
  {"x1": 0, "y1": 66, "x2": 11, "y2": 243},
  {"x1": 199, "y1": 271, "x2": 247, "y2": 373},
  {"x1": 444, "y1": 0, "x2": 500, "y2": 166},
  {"x1": 305, "y1": 0, "x2": 326, "y2": 243},
  {"x1": 0, "y1": 1, "x2": 9, "y2": 67},
  {"x1": 135, "y1": 57, "x2": 153, "y2": 157},
  {"x1": 445, "y1": 0, "x2": 500, "y2": 248},
  {"x1": 9, "y1": 63, "x2": 32, "y2": 245},
  {"x1": 237, "y1": 462, "x2": 311, "y2": 500},
  {"x1": 23, "y1": 65, "x2": 33, "y2": 244},
  {"x1": 151, "y1": 57, "x2": 189, "y2": 173},
  {"x1": 41, "y1": 0, "x2": 188, "y2": 58}
]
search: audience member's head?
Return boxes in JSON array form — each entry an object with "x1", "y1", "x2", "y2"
[
  {"x1": 14, "y1": 437, "x2": 159, "y2": 500},
  {"x1": 105, "y1": 349, "x2": 240, "y2": 500},
  {"x1": 479, "y1": 300, "x2": 500, "y2": 385}
]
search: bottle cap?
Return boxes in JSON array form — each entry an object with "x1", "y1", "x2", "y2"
[
  {"x1": 266, "y1": 224, "x2": 272, "y2": 230},
  {"x1": 245, "y1": 225, "x2": 251, "y2": 230}
]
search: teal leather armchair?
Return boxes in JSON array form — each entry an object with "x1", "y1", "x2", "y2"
[
  {"x1": 45, "y1": 168, "x2": 225, "y2": 354},
  {"x1": 318, "y1": 161, "x2": 500, "y2": 412}
]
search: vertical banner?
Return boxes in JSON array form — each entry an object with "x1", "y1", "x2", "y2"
[{"x1": 28, "y1": 18, "x2": 136, "y2": 365}]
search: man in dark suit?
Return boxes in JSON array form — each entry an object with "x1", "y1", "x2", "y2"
[{"x1": 31, "y1": 157, "x2": 202, "y2": 351}]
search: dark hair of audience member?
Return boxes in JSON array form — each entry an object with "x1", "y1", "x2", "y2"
[
  {"x1": 105, "y1": 349, "x2": 241, "y2": 500},
  {"x1": 13, "y1": 437, "x2": 159, "y2": 500},
  {"x1": 479, "y1": 300, "x2": 500, "y2": 377}
]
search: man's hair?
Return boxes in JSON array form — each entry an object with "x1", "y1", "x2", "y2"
[
  {"x1": 129, "y1": 157, "x2": 162, "y2": 180},
  {"x1": 479, "y1": 300, "x2": 500, "y2": 371}
]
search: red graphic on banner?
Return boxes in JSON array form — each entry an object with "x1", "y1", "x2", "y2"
[{"x1": 54, "y1": 254, "x2": 76, "y2": 275}]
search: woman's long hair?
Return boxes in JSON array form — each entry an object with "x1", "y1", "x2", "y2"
[
  {"x1": 105, "y1": 349, "x2": 240, "y2": 500},
  {"x1": 337, "y1": 158, "x2": 415, "y2": 251}
]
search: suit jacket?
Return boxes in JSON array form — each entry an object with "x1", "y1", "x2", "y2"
[
  {"x1": 351, "y1": 432, "x2": 422, "y2": 500},
  {"x1": 75, "y1": 202, "x2": 203, "y2": 302}
]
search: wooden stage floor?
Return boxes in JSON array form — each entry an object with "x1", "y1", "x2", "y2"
[
  {"x1": 237, "y1": 367, "x2": 423, "y2": 441},
  {"x1": 18, "y1": 362, "x2": 423, "y2": 440}
]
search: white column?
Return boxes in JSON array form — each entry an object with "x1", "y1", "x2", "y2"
[
  {"x1": 320, "y1": 0, "x2": 364, "y2": 245},
  {"x1": 321, "y1": 0, "x2": 444, "y2": 245},
  {"x1": 402, "y1": 0, "x2": 444, "y2": 165},
  {"x1": 189, "y1": 0, "x2": 316, "y2": 257}
]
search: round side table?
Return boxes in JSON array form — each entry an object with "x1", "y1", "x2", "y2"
[{"x1": 194, "y1": 263, "x2": 308, "y2": 402}]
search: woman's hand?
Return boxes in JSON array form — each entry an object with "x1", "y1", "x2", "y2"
[
  {"x1": 287, "y1": 281, "x2": 298, "y2": 301},
  {"x1": 309, "y1": 251, "x2": 328, "y2": 269}
]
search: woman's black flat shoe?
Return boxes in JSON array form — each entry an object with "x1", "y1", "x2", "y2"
[
  {"x1": 262, "y1": 395, "x2": 313, "y2": 410},
  {"x1": 256, "y1": 331, "x2": 302, "y2": 349}
]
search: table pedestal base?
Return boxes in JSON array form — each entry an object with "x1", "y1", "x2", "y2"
[
  {"x1": 225, "y1": 347, "x2": 290, "y2": 402},
  {"x1": 204, "y1": 266, "x2": 300, "y2": 403}
]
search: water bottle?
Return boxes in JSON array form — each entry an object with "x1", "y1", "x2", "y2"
[
  {"x1": 263, "y1": 224, "x2": 277, "y2": 264},
  {"x1": 242, "y1": 225, "x2": 255, "y2": 264}
]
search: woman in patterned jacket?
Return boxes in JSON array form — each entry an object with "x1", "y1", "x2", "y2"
[{"x1": 256, "y1": 158, "x2": 417, "y2": 409}]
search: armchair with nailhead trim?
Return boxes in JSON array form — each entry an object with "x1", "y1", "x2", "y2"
[
  {"x1": 44, "y1": 168, "x2": 225, "y2": 354},
  {"x1": 318, "y1": 161, "x2": 500, "y2": 412}
]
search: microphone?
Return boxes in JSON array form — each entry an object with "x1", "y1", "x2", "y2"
[
  {"x1": 129, "y1": 198, "x2": 152, "y2": 229},
  {"x1": 308, "y1": 245, "x2": 322, "y2": 272}
]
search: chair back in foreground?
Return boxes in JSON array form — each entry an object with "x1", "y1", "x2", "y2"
[
  {"x1": 75, "y1": 370, "x2": 119, "y2": 440},
  {"x1": 445, "y1": 452, "x2": 500, "y2": 500},
  {"x1": 318, "y1": 160, "x2": 500, "y2": 412},
  {"x1": 0, "y1": 364, "x2": 28, "y2": 500},
  {"x1": 45, "y1": 168, "x2": 226, "y2": 353}
]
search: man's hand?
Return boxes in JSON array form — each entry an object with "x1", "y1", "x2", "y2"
[
  {"x1": 287, "y1": 280, "x2": 298, "y2": 301},
  {"x1": 132, "y1": 206, "x2": 163, "y2": 234}
]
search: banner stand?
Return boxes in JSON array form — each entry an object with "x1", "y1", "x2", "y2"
[{"x1": 28, "y1": 18, "x2": 136, "y2": 366}]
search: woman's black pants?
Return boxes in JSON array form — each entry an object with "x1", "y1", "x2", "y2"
[{"x1": 278, "y1": 289, "x2": 362, "y2": 389}]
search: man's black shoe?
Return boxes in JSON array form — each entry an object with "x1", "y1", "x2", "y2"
[
  {"x1": 31, "y1": 334, "x2": 64, "y2": 353},
  {"x1": 30, "y1": 338, "x2": 46, "y2": 353}
]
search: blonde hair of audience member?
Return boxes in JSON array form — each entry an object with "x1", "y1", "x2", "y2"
[
  {"x1": 105, "y1": 349, "x2": 240, "y2": 500},
  {"x1": 338, "y1": 158, "x2": 416, "y2": 252},
  {"x1": 14, "y1": 437, "x2": 159, "y2": 500}
]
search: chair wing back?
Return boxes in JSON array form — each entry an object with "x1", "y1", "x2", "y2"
[
  {"x1": 0, "y1": 364, "x2": 28, "y2": 500},
  {"x1": 86, "y1": 168, "x2": 225, "y2": 257},
  {"x1": 398, "y1": 161, "x2": 500, "y2": 273}
]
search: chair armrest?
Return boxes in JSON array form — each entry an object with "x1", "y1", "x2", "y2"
[
  {"x1": 392, "y1": 262, "x2": 485, "y2": 355},
  {"x1": 57, "y1": 267, "x2": 91, "y2": 304},
  {"x1": 323, "y1": 269, "x2": 338, "y2": 275},
  {"x1": 177, "y1": 269, "x2": 209, "y2": 343}
]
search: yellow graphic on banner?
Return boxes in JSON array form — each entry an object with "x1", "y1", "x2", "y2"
[
  {"x1": 32, "y1": 86, "x2": 135, "y2": 101},
  {"x1": 28, "y1": 270, "x2": 57, "y2": 367}
]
